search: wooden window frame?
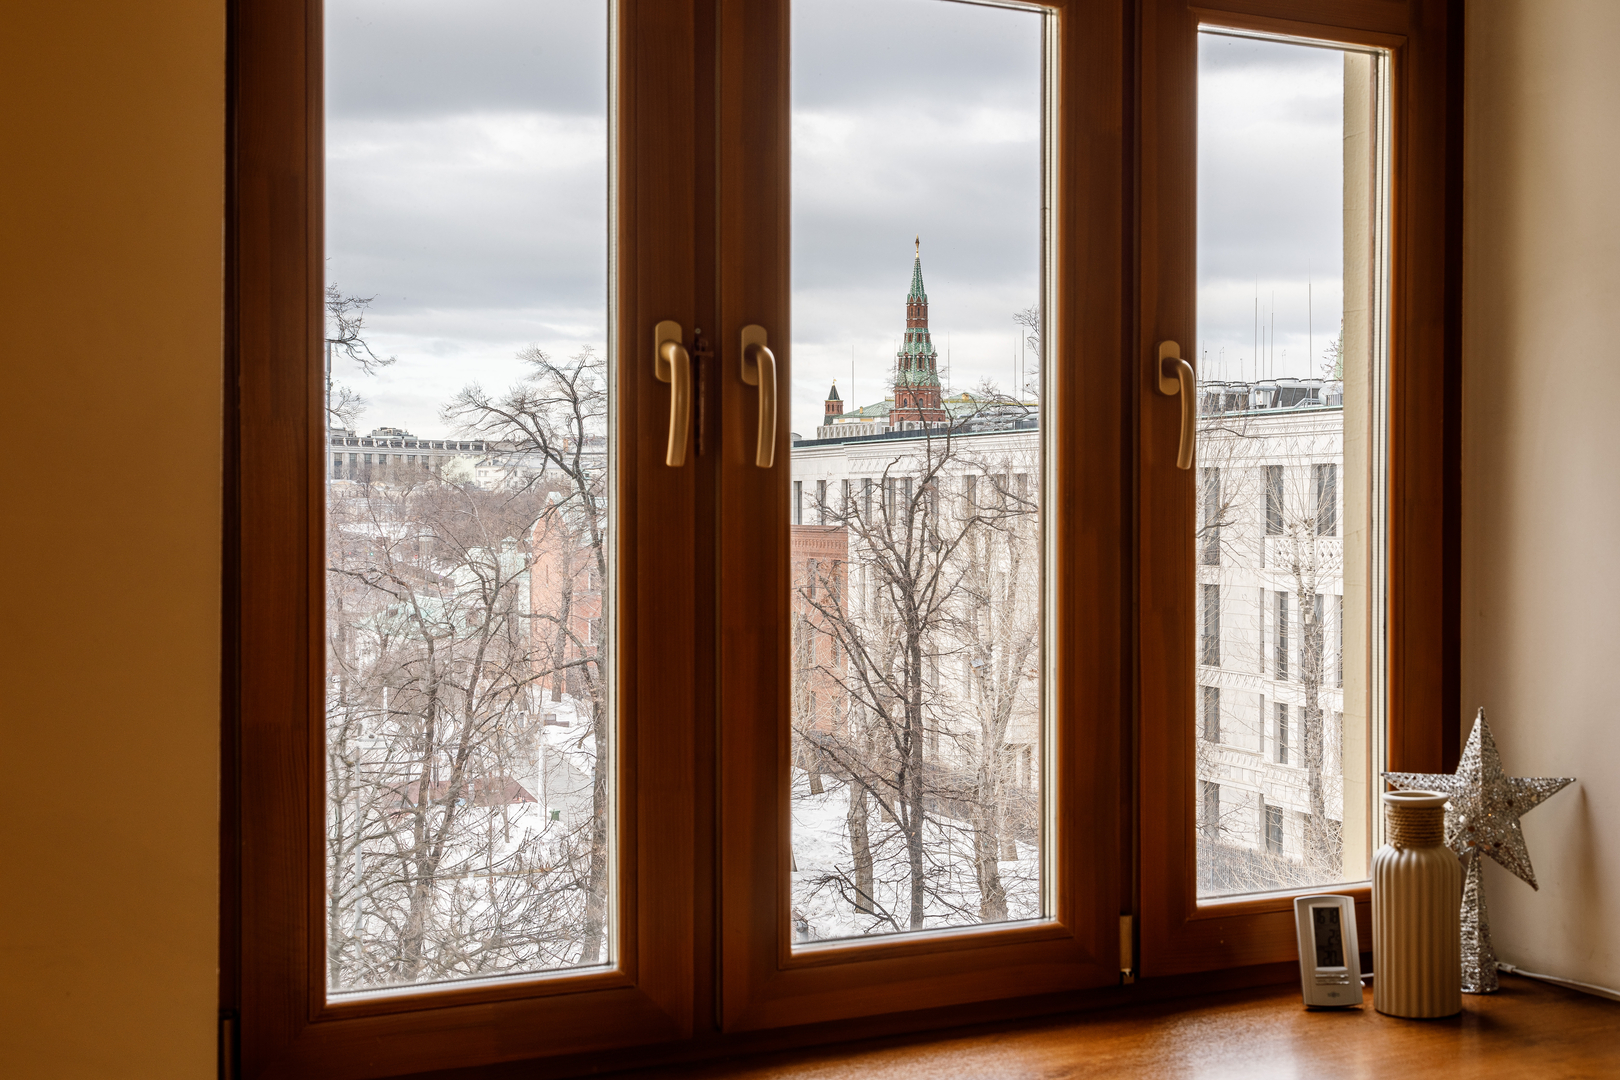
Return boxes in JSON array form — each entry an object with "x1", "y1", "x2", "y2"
[
  {"x1": 712, "y1": 0, "x2": 1129, "y2": 1033},
  {"x1": 222, "y1": 0, "x2": 1461, "y2": 1073},
  {"x1": 1137, "y1": 0, "x2": 1462, "y2": 977},
  {"x1": 225, "y1": 0, "x2": 702, "y2": 1074}
]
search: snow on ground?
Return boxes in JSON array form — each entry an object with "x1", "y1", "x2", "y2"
[{"x1": 789, "y1": 766, "x2": 1041, "y2": 944}]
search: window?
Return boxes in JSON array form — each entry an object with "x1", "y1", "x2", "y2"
[
  {"x1": 1265, "y1": 465, "x2": 1284, "y2": 536},
  {"x1": 1200, "y1": 584, "x2": 1220, "y2": 666},
  {"x1": 1199, "y1": 466, "x2": 1221, "y2": 565},
  {"x1": 1313, "y1": 463, "x2": 1338, "y2": 536},
  {"x1": 1275, "y1": 591, "x2": 1290, "y2": 680},
  {"x1": 234, "y1": 0, "x2": 1459, "y2": 1069},
  {"x1": 1276, "y1": 702, "x2": 1290, "y2": 765},
  {"x1": 1337, "y1": 594, "x2": 1344, "y2": 688},
  {"x1": 1264, "y1": 804, "x2": 1285, "y2": 855},
  {"x1": 783, "y1": 2, "x2": 1050, "y2": 950}
]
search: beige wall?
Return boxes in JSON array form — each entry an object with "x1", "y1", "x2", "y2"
[
  {"x1": 0, "y1": 4, "x2": 223, "y2": 1077},
  {"x1": 1463, "y1": 0, "x2": 1620, "y2": 991}
]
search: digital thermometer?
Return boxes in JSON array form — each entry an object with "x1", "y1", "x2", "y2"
[{"x1": 1294, "y1": 894, "x2": 1364, "y2": 1008}]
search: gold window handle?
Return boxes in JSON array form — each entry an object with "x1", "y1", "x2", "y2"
[
  {"x1": 654, "y1": 319, "x2": 691, "y2": 467},
  {"x1": 740, "y1": 324, "x2": 776, "y2": 469},
  {"x1": 1157, "y1": 339, "x2": 1195, "y2": 470}
]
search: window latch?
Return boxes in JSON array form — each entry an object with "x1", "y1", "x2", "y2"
[{"x1": 1157, "y1": 340, "x2": 1195, "y2": 470}]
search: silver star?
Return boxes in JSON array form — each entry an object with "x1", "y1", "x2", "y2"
[{"x1": 1384, "y1": 708, "x2": 1573, "y2": 889}]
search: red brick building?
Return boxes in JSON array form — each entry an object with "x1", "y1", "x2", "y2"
[{"x1": 790, "y1": 524, "x2": 849, "y2": 740}]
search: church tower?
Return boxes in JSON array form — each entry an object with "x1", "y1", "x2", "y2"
[
  {"x1": 824, "y1": 379, "x2": 842, "y2": 421},
  {"x1": 890, "y1": 238, "x2": 948, "y2": 425}
]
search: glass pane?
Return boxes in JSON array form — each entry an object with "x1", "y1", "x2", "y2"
[
  {"x1": 1193, "y1": 31, "x2": 1387, "y2": 897},
  {"x1": 324, "y1": 0, "x2": 612, "y2": 993},
  {"x1": 788, "y1": 0, "x2": 1050, "y2": 944}
]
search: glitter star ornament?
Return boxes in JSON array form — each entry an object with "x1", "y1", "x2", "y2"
[{"x1": 1384, "y1": 708, "x2": 1574, "y2": 993}]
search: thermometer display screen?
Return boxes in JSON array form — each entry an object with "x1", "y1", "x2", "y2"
[{"x1": 1312, "y1": 906, "x2": 1345, "y2": 969}]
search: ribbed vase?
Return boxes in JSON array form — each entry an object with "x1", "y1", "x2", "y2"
[{"x1": 1373, "y1": 791, "x2": 1462, "y2": 1018}]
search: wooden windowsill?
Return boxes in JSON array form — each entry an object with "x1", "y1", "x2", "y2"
[{"x1": 639, "y1": 974, "x2": 1618, "y2": 1078}]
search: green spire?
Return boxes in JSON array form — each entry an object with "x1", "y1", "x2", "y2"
[{"x1": 908, "y1": 236, "x2": 926, "y2": 302}]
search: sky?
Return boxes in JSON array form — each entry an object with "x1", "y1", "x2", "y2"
[
  {"x1": 324, "y1": 2, "x2": 1350, "y2": 440},
  {"x1": 1197, "y1": 34, "x2": 1348, "y2": 385}
]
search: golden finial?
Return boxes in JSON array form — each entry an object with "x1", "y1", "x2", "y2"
[{"x1": 915, "y1": 235, "x2": 920, "y2": 256}]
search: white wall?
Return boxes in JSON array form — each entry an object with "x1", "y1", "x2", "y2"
[
  {"x1": 1463, "y1": 0, "x2": 1620, "y2": 991},
  {"x1": 0, "y1": 3, "x2": 224, "y2": 1076}
]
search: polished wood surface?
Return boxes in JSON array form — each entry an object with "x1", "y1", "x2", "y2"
[{"x1": 646, "y1": 974, "x2": 1620, "y2": 1079}]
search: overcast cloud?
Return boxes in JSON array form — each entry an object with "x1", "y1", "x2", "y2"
[
  {"x1": 325, "y1": 5, "x2": 1347, "y2": 439},
  {"x1": 1198, "y1": 33, "x2": 1347, "y2": 384}
]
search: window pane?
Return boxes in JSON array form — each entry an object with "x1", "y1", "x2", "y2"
[
  {"x1": 1193, "y1": 32, "x2": 1387, "y2": 897},
  {"x1": 787, "y1": 0, "x2": 1049, "y2": 944},
  {"x1": 324, "y1": 0, "x2": 612, "y2": 993}
]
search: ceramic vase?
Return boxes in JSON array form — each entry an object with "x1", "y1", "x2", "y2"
[{"x1": 1372, "y1": 790, "x2": 1462, "y2": 1018}]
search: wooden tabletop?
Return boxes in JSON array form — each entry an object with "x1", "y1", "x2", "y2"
[{"x1": 649, "y1": 974, "x2": 1620, "y2": 1079}]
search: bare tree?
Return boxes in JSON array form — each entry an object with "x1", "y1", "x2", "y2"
[
  {"x1": 793, "y1": 410, "x2": 1041, "y2": 933},
  {"x1": 954, "y1": 459, "x2": 1041, "y2": 922},
  {"x1": 325, "y1": 285, "x2": 397, "y2": 431},
  {"x1": 1012, "y1": 306, "x2": 1041, "y2": 402},
  {"x1": 442, "y1": 345, "x2": 611, "y2": 962},
  {"x1": 326, "y1": 475, "x2": 596, "y2": 988}
]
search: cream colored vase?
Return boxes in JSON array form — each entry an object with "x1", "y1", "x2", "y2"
[{"x1": 1373, "y1": 791, "x2": 1462, "y2": 1018}]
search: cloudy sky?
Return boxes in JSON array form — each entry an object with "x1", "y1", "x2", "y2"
[
  {"x1": 1198, "y1": 33, "x2": 1347, "y2": 385},
  {"x1": 325, "y1": 3, "x2": 1348, "y2": 439}
]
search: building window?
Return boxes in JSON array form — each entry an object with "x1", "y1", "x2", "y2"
[
  {"x1": 1336, "y1": 594, "x2": 1344, "y2": 688},
  {"x1": 1313, "y1": 463, "x2": 1338, "y2": 536},
  {"x1": 884, "y1": 476, "x2": 896, "y2": 518},
  {"x1": 1200, "y1": 583, "x2": 1220, "y2": 666},
  {"x1": 793, "y1": 480, "x2": 803, "y2": 525},
  {"x1": 1310, "y1": 592, "x2": 1326, "y2": 683},
  {"x1": 1200, "y1": 781, "x2": 1219, "y2": 841},
  {"x1": 1265, "y1": 464, "x2": 1284, "y2": 535},
  {"x1": 964, "y1": 473, "x2": 976, "y2": 509},
  {"x1": 841, "y1": 477, "x2": 851, "y2": 513},
  {"x1": 1275, "y1": 702, "x2": 1290, "y2": 765},
  {"x1": 1201, "y1": 684, "x2": 1220, "y2": 742},
  {"x1": 333, "y1": 453, "x2": 344, "y2": 479},
  {"x1": 1274, "y1": 590, "x2": 1290, "y2": 679},
  {"x1": 862, "y1": 477, "x2": 873, "y2": 521},
  {"x1": 1264, "y1": 804, "x2": 1284, "y2": 854},
  {"x1": 1199, "y1": 466, "x2": 1221, "y2": 565},
  {"x1": 816, "y1": 479, "x2": 827, "y2": 524}
]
